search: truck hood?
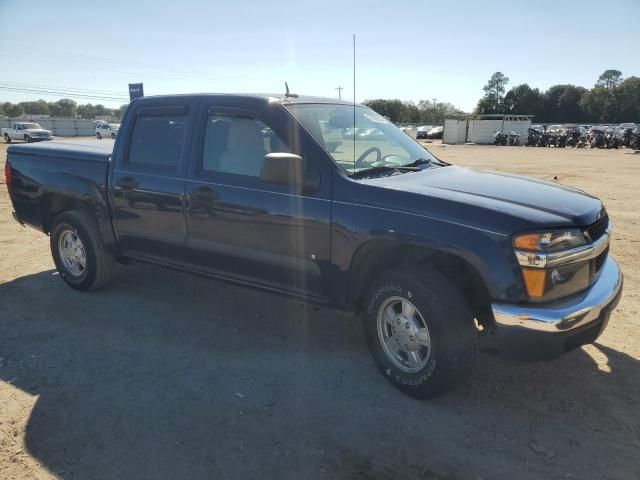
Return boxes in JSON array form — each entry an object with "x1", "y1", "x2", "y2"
[
  {"x1": 25, "y1": 128, "x2": 51, "y2": 134},
  {"x1": 362, "y1": 165, "x2": 603, "y2": 232}
]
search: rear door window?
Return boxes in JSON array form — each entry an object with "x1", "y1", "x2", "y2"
[{"x1": 127, "y1": 115, "x2": 187, "y2": 171}]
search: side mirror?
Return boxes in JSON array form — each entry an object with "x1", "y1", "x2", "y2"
[{"x1": 260, "y1": 153, "x2": 319, "y2": 194}]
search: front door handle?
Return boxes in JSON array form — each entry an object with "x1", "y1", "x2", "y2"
[{"x1": 117, "y1": 177, "x2": 139, "y2": 191}]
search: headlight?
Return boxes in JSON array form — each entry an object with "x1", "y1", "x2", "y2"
[
  {"x1": 513, "y1": 229, "x2": 593, "y2": 301},
  {"x1": 513, "y1": 229, "x2": 585, "y2": 252}
]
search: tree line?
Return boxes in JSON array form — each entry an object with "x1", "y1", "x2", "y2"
[
  {"x1": 475, "y1": 70, "x2": 640, "y2": 123},
  {"x1": 362, "y1": 98, "x2": 464, "y2": 124},
  {"x1": 0, "y1": 98, "x2": 128, "y2": 120}
]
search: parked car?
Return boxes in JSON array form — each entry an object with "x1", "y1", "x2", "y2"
[
  {"x1": 415, "y1": 125, "x2": 432, "y2": 139},
  {"x1": 426, "y1": 125, "x2": 443, "y2": 139},
  {"x1": 356, "y1": 127, "x2": 385, "y2": 140},
  {"x1": 2, "y1": 122, "x2": 53, "y2": 143},
  {"x1": 96, "y1": 123, "x2": 120, "y2": 139},
  {"x1": 5, "y1": 93, "x2": 623, "y2": 398}
]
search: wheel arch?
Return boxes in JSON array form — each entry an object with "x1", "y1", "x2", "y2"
[
  {"x1": 40, "y1": 193, "x2": 93, "y2": 234},
  {"x1": 347, "y1": 240, "x2": 494, "y2": 329}
]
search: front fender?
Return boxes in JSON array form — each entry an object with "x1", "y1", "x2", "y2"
[{"x1": 331, "y1": 199, "x2": 524, "y2": 306}]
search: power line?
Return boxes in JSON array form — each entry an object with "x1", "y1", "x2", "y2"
[
  {"x1": 335, "y1": 85, "x2": 343, "y2": 100},
  {"x1": 0, "y1": 81, "x2": 127, "y2": 96},
  {"x1": 0, "y1": 85, "x2": 129, "y2": 102}
]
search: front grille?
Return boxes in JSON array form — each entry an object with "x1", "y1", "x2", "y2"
[
  {"x1": 585, "y1": 211, "x2": 609, "y2": 242},
  {"x1": 595, "y1": 247, "x2": 609, "y2": 272}
]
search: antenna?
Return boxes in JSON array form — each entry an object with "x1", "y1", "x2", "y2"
[
  {"x1": 353, "y1": 33, "x2": 356, "y2": 173},
  {"x1": 284, "y1": 82, "x2": 298, "y2": 98}
]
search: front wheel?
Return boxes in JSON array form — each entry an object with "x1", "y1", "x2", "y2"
[
  {"x1": 96, "y1": 132, "x2": 102, "y2": 140},
  {"x1": 362, "y1": 269, "x2": 477, "y2": 398},
  {"x1": 50, "y1": 210, "x2": 116, "y2": 291},
  {"x1": 24, "y1": 135, "x2": 31, "y2": 143}
]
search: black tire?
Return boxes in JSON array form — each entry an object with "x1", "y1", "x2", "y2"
[
  {"x1": 362, "y1": 269, "x2": 477, "y2": 398},
  {"x1": 96, "y1": 132, "x2": 102, "y2": 140},
  {"x1": 24, "y1": 135, "x2": 31, "y2": 143},
  {"x1": 111, "y1": 133, "x2": 116, "y2": 139},
  {"x1": 4, "y1": 134, "x2": 10, "y2": 144},
  {"x1": 50, "y1": 210, "x2": 116, "y2": 291}
]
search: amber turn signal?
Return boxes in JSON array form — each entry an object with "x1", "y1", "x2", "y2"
[{"x1": 521, "y1": 268, "x2": 546, "y2": 298}]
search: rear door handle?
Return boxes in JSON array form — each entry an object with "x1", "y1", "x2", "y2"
[
  {"x1": 191, "y1": 186, "x2": 218, "y2": 201},
  {"x1": 117, "y1": 177, "x2": 139, "y2": 191}
]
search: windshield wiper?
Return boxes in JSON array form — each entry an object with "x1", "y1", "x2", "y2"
[
  {"x1": 350, "y1": 165, "x2": 420, "y2": 179},
  {"x1": 401, "y1": 158, "x2": 431, "y2": 168}
]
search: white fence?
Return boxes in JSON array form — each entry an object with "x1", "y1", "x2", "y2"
[
  {"x1": 443, "y1": 119, "x2": 468, "y2": 144},
  {"x1": 0, "y1": 118, "x2": 96, "y2": 136},
  {"x1": 443, "y1": 115, "x2": 533, "y2": 145}
]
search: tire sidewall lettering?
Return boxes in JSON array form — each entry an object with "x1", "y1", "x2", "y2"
[
  {"x1": 366, "y1": 284, "x2": 403, "y2": 315},
  {"x1": 367, "y1": 280, "x2": 440, "y2": 388}
]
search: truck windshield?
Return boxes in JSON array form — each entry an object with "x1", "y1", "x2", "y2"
[
  {"x1": 285, "y1": 104, "x2": 437, "y2": 176},
  {"x1": 22, "y1": 123, "x2": 42, "y2": 129}
]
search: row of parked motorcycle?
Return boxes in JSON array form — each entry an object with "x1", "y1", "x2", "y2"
[
  {"x1": 527, "y1": 124, "x2": 640, "y2": 149},
  {"x1": 494, "y1": 124, "x2": 640, "y2": 149}
]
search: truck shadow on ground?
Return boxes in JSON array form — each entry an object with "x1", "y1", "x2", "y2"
[{"x1": 1, "y1": 266, "x2": 639, "y2": 480}]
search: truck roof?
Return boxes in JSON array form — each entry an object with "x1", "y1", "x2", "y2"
[{"x1": 131, "y1": 93, "x2": 357, "y2": 107}]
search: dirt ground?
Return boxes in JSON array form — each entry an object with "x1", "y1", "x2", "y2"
[{"x1": 0, "y1": 138, "x2": 639, "y2": 480}]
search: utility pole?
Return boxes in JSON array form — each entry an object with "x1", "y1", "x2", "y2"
[{"x1": 335, "y1": 86, "x2": 344, "y2": 100}]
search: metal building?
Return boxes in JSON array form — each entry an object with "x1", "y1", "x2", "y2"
[{"x1": 443, "y1": 114, "x2": 534, "y2": 145}]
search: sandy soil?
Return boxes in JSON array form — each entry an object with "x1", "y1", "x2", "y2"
[{"x1": 0, "y1": 138, "x2": 638, "y2": 479}]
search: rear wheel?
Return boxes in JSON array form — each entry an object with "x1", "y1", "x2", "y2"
[
  {"x1": 50, "y1": 210, "x2": 116, "y2": 291},
  {"x1": 362, "y1": 269, "x2": 477, "y2": 398},
  {"x1": 3, "y1": 134, "x2": 10, "y2": 143}
]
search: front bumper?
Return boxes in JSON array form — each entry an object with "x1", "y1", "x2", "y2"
[{"x1": 487, "y1": 257, "x2": 623, "y2": 360}]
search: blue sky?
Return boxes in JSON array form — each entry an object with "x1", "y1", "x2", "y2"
[{"x1": 0, "y1": 0, "x2": 638, "y2": 112}]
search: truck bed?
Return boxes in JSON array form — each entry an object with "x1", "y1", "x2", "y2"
[{"x1": 7, "y1": 141, "x2": 113, "y2": 234}]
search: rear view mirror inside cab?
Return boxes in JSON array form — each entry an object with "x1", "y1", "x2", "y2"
[{"x1": 328, "y1": 112, "x2": 354, "y2": 129}]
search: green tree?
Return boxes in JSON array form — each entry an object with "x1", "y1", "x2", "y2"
[
  {"x1": 94, "y1": 104, "x2": 113, "y2": 117},
  {"x1": 114, "y1": 104, "x2": 129, "y2": 119},
  {"x1": 615, "y1": 76, "x2": 640, "y2": 121},
  {"x1": 2, "y1": 102, "x2": 24, "y2": 117},
  {"x1": 580, "y1": 87, "x2": 616, "y2": 123},
  {"x1": 502, "y1": 84, "x2": 544, "y2": 118},
  {"x1": 539, "y1": 85, "x2": 587, "y2": 123},
  {"x1": 364, "y1": 98, "x2": 463, "y2": 124},
  {"x1": 595, "y1": 69, "x2": 623, "y2": 89},
  {"x1": 0, "y1": 102, "x2": 4, "y2": 116},
  {"x1": 77, "y1": 103, "x2": 97, "y2": 119},
  {"x1": 476, "y1": 72, "x2": 510, "y2": 113},
  {"x1": 418, "y1": 99, "x2": 464, "y2": 123},
  {"x1": 48, "y1": 98, "x2": 77, "y2": 118},
  {"x1": 19, "y1": 99, "x2": 49, "y2": 115},
  {"x1": 363, "y1": 99, "x2": 404, "y2": 123}
]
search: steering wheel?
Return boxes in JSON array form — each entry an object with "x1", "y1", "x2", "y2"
[{"x1": 355, "y1": 146, "x2": 382, "y2": 168}]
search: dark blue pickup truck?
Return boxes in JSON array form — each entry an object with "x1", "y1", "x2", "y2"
[{"x1": 4, "y1": 93, "x2": 623, "y2": 397}]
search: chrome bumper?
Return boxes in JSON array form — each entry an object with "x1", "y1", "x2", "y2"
[
  {"x1": 493, "y1": 258, "x2": 622, "y2": 332},
  {"x1": 488, "y1": 258, "x2": 623, "y2": 359}
]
